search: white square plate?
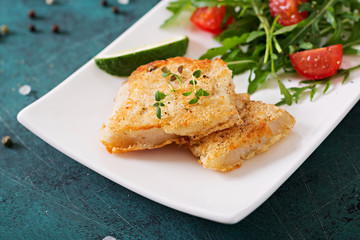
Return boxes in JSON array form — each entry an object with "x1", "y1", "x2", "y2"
[{"x1": 17, "y1": 0, "x2": 360, "y2": 224}]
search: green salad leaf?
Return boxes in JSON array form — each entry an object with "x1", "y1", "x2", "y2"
[{"x1": 162, "y1": 0, "x2": 360, "y2": 104}]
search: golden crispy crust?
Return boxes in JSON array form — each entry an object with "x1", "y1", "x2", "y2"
[
  {"x1": 100, "y1": 133, "x2": 185, "y2": 153},
  {"x1": 188, "y1": 94, "x2": 296, "y2": 172},
  {"x1": 101, "y1": 57, "x2": 240, "y2": 152},
  {"x1": 107, "y1": 57, "x2": 239, "y2": 135}
]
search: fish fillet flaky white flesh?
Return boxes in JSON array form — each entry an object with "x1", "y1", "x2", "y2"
[
  {"x1": 188, "y1": 94, "x2": 296, "y2": 172},
  {"x1": 100, "y1": 57, "x2": 241, "y2": 153}
]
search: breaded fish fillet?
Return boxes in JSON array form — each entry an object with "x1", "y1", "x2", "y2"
[
  {"x1": 188, "y1": 94, "x2": 296, "y2": 172},
  {"x1": 100, "y1": 57, "x2": 241, "y2": 153}
]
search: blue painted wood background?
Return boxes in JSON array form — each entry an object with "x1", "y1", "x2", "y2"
[{"x1": 1, "y1": 0, "x2": 360, "y2": 239}]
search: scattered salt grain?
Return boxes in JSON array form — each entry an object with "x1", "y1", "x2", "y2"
[
  {"x1": 103, "y1": 236, "x2": 116, "y2": 240},
  {"x1": 19, "y1": 85, "x2": 32, "y2": 95},
  {"x1": 118, "y1": 0, "x2": 129, "y2": 5},
  {"x1": 46, "y1": 0, "x2": 55, "y2": 5}
]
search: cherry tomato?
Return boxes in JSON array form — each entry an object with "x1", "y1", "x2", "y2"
[
  {"x1": 289, "y1": 44, "x2": 343, "y2": 80},
  {"x1": 269, "y1": 0, "x2": 308, "y2": 26},
  {"x1": 190, "y1": 6, "x2": 233, "y2": 35}
]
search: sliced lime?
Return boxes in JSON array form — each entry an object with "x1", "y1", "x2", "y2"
[{"x1": 95, "y1": 35, "x2": 189, "y2": 76}]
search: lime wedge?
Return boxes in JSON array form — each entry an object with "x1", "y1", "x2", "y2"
[{"x1": 95, "y1": 35, "x2": 189, "y2": 76}]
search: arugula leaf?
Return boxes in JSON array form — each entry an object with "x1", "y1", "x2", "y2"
[
  {"x1": 325, "y1": 13, "x2": 343, "y2": 46},
  {"x1": 343, "y1": 48, "x2": 360, "y2": 55},
  {"x1": 226, "y1": 58, "x2": 258, "y2": 75},
  {"x1": 323, "y1": 79, "x2": 331, "y2": 93},
  {"x1": 161, "y1": 0, "x2": 193, "y2": 28},
  {"x1": 163, "y1": 0, "x2": 360, "y2": 105},
  {"x1": 281, "y1": 0, "x2": 338, "y2": 54},
  {"x1": 246, "y1": 31, "x2": 265, "y2": 43},
  {"x1": 277, "y1": 79, "x2": 292, "y2": 105},
  {"x1": 310, "y1": 86, "x2": 317, "y2": 101},
  {"x1": 342, "y1": 22, "x2": 360, "y2": 49},
  {"x1": 273, "y1": 24, "x2": 298, "y2": 36},
  {"x1": 200, "y1": 35, "x2": 249, "y2": 59},
  {"x1": 298, "y1": 41, "x2": 313, "y2": 50},
  {"x1": 342, "y1": 71, "x2": 350, "y2": 84},
  {"x1": 248, "y1": 69, "x2": 269, "y2": 94},
  {"x1": 298, "y1": 2, "x2": 312, "y2": 12},
  {"x1": 217, "y1": 15, "x2": 259, "y2": 41},
  {"x1": 324, "y1": 8, "x2": 336, "y2": 29}
]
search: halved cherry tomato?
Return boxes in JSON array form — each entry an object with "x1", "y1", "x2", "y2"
[
  {"x1": 290, "y1": 44, "x2": 343, "y2": 80},
  {"x1": 190, "y1": 6, "x2": 233, "y2": 35},
  {"x1": 269, "y1": 0, "x2": 308, "y2": 26}
]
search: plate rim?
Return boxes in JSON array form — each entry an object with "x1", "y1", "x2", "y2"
[{"x1": 17, "y1": 0, "x2": 360, "y2": 224}]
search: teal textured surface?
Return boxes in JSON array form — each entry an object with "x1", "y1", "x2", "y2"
[{"x1": 1, "y1": 0, "x2": 360, "y2": 239}]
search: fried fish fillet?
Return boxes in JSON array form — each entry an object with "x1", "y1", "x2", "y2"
[
  {"x1": 188, "y1": 94, "x2": 296, "y2": 172},
  {"x1": 100, "y1": 57, "x2": 241, "y2": 153}
]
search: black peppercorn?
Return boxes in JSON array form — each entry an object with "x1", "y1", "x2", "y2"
[
  {"x1": 2, "y1": 136, "x2": 13, "y2": 147},
  {"x1": 112, "y1": 6, "x2": 119, "y2": 14},
  {"x1": 178, "y1": 65, "x2": 183, "y2": 74},
  {"x1": 28, "y1": 10, "x2": 36, "y2": 18},
  {"x1": 28, "y1": 24, "x2": 36, "y2": 32},
  {"x1": 51, "y1": 24, "x2": 59, "y2": 33},
  {"x1": 101, "y1": 0, "x2": 108, "y2": 6}
]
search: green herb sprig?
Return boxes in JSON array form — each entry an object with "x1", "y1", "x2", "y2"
[
  {"x1": 153, "y1": 66, "x2": 210, "y2": 119},
  {"x1": 153, "y1": 90, "x2": 168, "y2": 119},
  {"x1": 182, "y1": 70, "x2": 210, "y2": 104},
  {"x1": 276, "y1": 64, "x2": 360, "y2": 105}
]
